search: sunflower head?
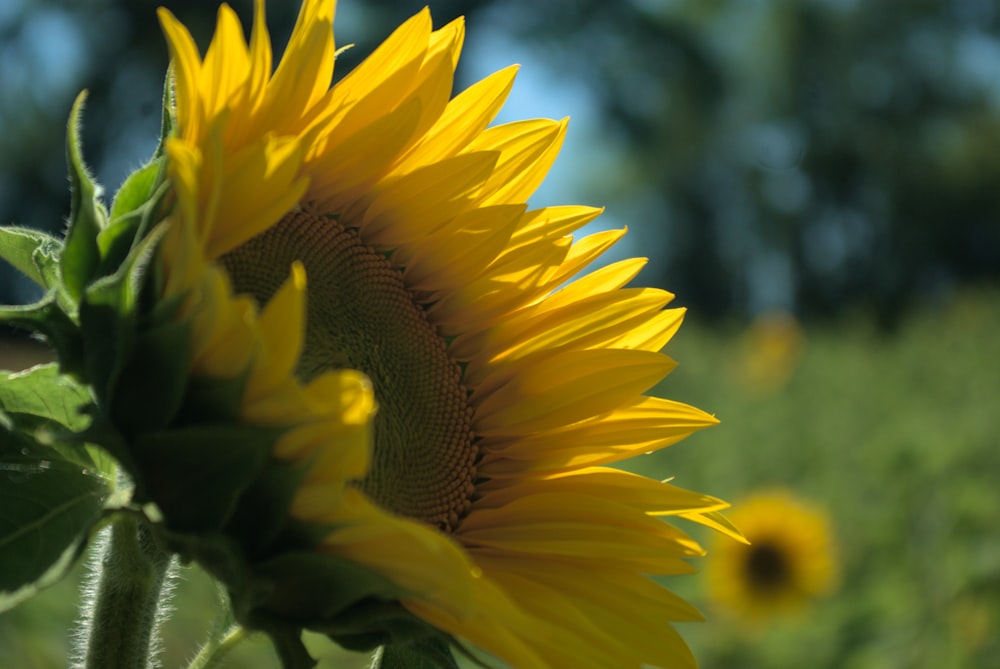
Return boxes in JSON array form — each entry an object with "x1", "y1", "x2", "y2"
[
  {"x1": 147, "y1": 0, "x2": 741, "y2": 663},
  {"x1": 0, "y1": 0, "x2": 742, "y2": 666},
  {"x1": 705, "y1": 489, "x2": 839, "y2": 621}
]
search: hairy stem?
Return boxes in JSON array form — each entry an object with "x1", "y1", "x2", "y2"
[
  {"x1": 186, "y1": 625, "x2": 247, "y2": 669},
  {"x1": 76, "y1": 513, "x2": 174, "y2": 669}
]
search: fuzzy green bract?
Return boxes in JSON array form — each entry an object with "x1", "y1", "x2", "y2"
[{"x1": 0, "y1": 88, "x2": 438, "y2": 669}]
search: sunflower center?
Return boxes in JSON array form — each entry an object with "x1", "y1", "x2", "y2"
[
  {"x1": 221, "y1": 210, "x2": 476, "y2": 531},
  {"x1": 744, "y1": 542, "x2": 791, "y2": 592}
]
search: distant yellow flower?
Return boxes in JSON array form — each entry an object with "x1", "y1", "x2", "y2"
[
  {"x1": 737, "y1": 311, "x2": 804, "y2": 393},
  {"x1": 706, "y1": 490, "x2": 837, "y2": 620},
  {"x1": 156, "y1": 1, "x2": 736, "y2": 666}
]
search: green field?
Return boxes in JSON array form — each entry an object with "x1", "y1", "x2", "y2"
[
  {"x1": 645, "y1": 288, "x2": 1000, "y2": 669},
  {"x1": 2, "y1": 289, "x2": 998, "y2": 668}
]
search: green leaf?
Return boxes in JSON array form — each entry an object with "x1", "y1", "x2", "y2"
[
  {"x1": 61, "y1": 90, "x2": 107, "y2": 304},
  {"x1": 0, "y1": 226, "x2": 63, "y2": 290},
  {"x1": 374, "y1": 639, "x2": 460, "y2": 669},
  {"x1": 0, "y1": 362, "x2": 92, "y2": 432},
  {"x1": 0, "y1": 425, "x2": 111, "y2": 612},
  {"x1": 0, "y1": 295, "x2": 86, "y2": 379},
  {"x1": 0, "y1": 363, "x2": 113, "y2": 478}
]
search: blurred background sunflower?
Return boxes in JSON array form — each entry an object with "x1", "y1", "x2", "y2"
[
  {"x1": 704, "y1": 490, "x2": 837, "y2": 621},
  {"x1": 3, "y1": 1, "x2": 1000, "y2": 668}
]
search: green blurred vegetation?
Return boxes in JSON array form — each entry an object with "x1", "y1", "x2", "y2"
[
  {"x1": 635, "y1": 286, "x2": 1000, "y2": 669},
  {"x1": 3, "y1": 289, "x2": 997, "y2": 668}
]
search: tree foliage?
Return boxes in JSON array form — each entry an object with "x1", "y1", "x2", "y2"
[{"x1": 2, "y1": 0, "x2": 998, "y2": 322}]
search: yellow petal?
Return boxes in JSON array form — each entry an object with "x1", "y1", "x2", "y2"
[
  {"x1": 476, "y1": 467, "x2": 729, "y2": 517},
  {"x1": 201, "y1": 4, "x2": 251, "y2": 121},
  {"x1": 318, "y1": 489, "x2": 478, "y2": 618},
  {"x1": 478, "y1": 396, "x2": 718, "y2": 473},
  {"x1": 466, "y1": 119, "x2": 567, "y2": 206},
  {"x1": 359, "y1": 152, "x2": 498, "y2": 247},
  {"x1": 402, "y1": 204, "x2": 524, "y2": 291},
  {"x1": 205, "y1": 136, "x2": 308, "y2": 258},
  {"x1": 474, "y1": 348, "x2": 675, "y2": 435},
  {"x1": 393, "y1": 65, "x2": 519, "y2": 173},
  {"x1": 157, "y1": 8, "x2": 204, "y2": 140}
]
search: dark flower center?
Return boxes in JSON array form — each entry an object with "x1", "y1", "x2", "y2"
[
  {"x1": 221, "y1": 210, "x2": 476, "y2": 531},
  {"x1": 744, "y1": 542, "x2": 791, "y2": 592}
]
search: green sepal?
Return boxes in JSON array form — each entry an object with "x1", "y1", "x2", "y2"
[
  {"x1": 0, "y1": 226, "x2": 63, "y2": 291},
  {"x1": 98, "y1": 159, "x2": 169, "y2": 277},
  {"x1": 78, "y1": 273, "x2": 136, "y2": 407},
  {"x1": 267, "y1": 625, "x2": 318, "y2": 669},
  {"x1": 154, "y1": 66, "x2": 175, "y2": 160},
  {"x1": 145, "y1": 286, "x2": 188, "y2": 331},
  {"x1": 74, "y1": 413, "x2": 138, "y2": 487},
  {"x1": 0, "y1": 295, "x2": 86, "y2": 379},
  {"x1": 153, "y1": 526, "x2": 317, "y2": 669},
  {"x1": 61, "y1": 90, "x2": 107, "y2": 304},
  {"x1": 109, "y1": 317, "x2": 192, "y2": 435},
  {"x1": 159, "y1": 529, "x2": 252, "y2": 598},
  {"x1": 95, "y1": 212, "x2": 144, "y2": 280},
  {"x1": 189, "y1": 537, "x2": 436, "y2": 669},
  {"x1": 0, "y1": 418, "x2": 111, "y2": 613},
  {"x1": 78, "y1": 222, "x2": 168, "y2": 406},
  {"x1": 174, "y1": 370, "x2": 249, "y2": 425},
  {"x1": 246, "y1": 552, "x2": 405, "y2": 625},
  {"x1": 319, "y1": 601, "x2": 450, "y2": 653},
  {"x1": 374, "y1": 638, "x2": 461, "y2": 669},
  {"x1": 129, "y1": 423, "x2": 282, "y2": 532},
  {"x1": 109, "y1": 159, "x2": 164, "y2": 225},
  {"x1": 225, "y1": 457, "x2": 310, "y2": 556}
]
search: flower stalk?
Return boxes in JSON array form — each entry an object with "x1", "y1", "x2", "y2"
[
  {"x1": 186, "y1": 625, "x2": 247, "y2": 669},
  {"x1": 77, "y1": 513, "x2": 174, "y2": 669}
]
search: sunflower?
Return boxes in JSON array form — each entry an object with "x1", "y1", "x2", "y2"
[
  {"x1": 736, "y1": 311, "x2": 804, "y2": 394},
  {"x1": 155, "y1": 1, "x2": 736, "y2": 666},
  {"x1": 705, "y1": 490, "x2": 838, "y2": 621}
]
